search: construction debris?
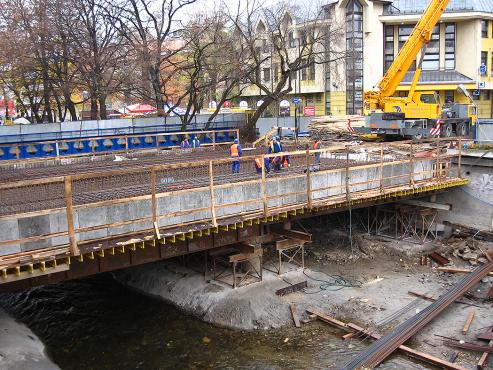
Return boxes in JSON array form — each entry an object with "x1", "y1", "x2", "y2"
[
  {"x1": 306, "y1": 308, "x2": 467, "y2": 370},
  {"x1": 308, "y1": 115, "x2": 365, "y2": 139},
  {"x1": 462, "y1": 310, "x2": 475, "y2": 334},
  {"x1": 478, "y1": 329, "x2": 493, "y2": 369},
  {"x1": 438, "y1": 267, "x2": 493, "y2": 276},
  {"x1": 428, "y1": 251, "x2": 450, "y2": 266},
  {"x1": 275, "y1": 281, "x2": 307, "y2": 296},
  {"x1": 340, "y1": 261, "x2": 493, "y2": 370},
  {"x1": 290, "y1": 304, "x2": 301, "y2": 328},
  {"x1": 444, "y1": 340, "x2": 493, "y2": 354}
]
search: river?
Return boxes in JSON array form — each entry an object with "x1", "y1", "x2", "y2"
[{"x1": 0, "y1": 273, "x2": 427, "y2": 369}]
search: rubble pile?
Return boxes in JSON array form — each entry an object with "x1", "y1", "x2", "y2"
[{"x1": 447, "y1": 237, "x2": 492, "y2": 266}]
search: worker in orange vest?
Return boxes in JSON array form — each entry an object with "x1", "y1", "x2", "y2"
[
  {"x1": 230, "y1": 138, "x2": 243, "y2": 173},
  {"x1": 254, "y1": 156, "x2": 270, "y2": 174},
  {"x1": 313, "y1": 138, "x2": 322, "y2": 166}
]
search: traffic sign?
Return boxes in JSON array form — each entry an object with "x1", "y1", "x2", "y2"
[
  {"x1": 479, "y1": 63, "x2": 487, "y2": 75},
  {"x1": 292, "y1": 97, "x2": 302, "y2": 104},
  {"x1": 478, "y1": 81, "x2": 486, "y2": 89},
  {"x1": 473, "y1": 89, "x2": 480, "y2": 96}
]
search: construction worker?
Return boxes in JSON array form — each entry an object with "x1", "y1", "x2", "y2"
[
  {"x1": 313, "y1": 137, "x2": 322, "y2": 166},
  {"x1": 191, "y1": 136, "x2": 200, "y2": 148},
  {"x1": 230, "y1": 138, "x2": 242, "y2": 174},
  {"x1": 254, "y1": 156, "x2": 270, "y2": 174},
  {"x1": 267, "y1": 136, "x2": 283, "y2": 172},
  {"x1": 180, "y1": 137, "x2": 190, "y2": 149}
]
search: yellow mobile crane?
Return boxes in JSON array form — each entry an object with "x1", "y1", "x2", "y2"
[{"x1": 358, "y1": 0, "x2": 477, "y2": 139}]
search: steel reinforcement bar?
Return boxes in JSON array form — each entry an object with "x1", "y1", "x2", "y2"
[{"x1": 340, "y1": 260, "x2": 493, "y2": 369}]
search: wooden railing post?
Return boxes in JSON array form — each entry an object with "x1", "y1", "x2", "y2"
[
  {"x1": 151, "y1": 168, "x2": 161, "y2": 238},
  {"x1": 209, "y1": 161, "x2": 218, "y2": 227},
  {"x1": 151, "y1": 168, "x2": 157, "y2": 220},
  {"x1": 458, "y1": 137, "x2": 462, "y2": 178},
  {"x1": 212, "y1": 133, "x2": 216, "y2": 149},
  {"x1": 379, "y1": 143, "x2": 384, "y2": 192},
  {"x1": 261, "y1": 155, "x2": 268, "y2": 217},
  {"x1": 64, "y1": 176, "x2": 80, "y2": 256},
  {"x1": 306, "y1": 149, "x2": 312, "y2": 209},
  {"x1": 436, "y1": 137, "x2": 441, "y2": 179},
  {"x1": 345, "y1": 145, "x2": 350, "y2": 200},
  {"x1": 409, "y1": 141, "x2": 415, "y2": 188}
]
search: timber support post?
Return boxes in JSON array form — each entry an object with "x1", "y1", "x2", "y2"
[{"x1": 209, "y1": 161, "x2": 218, "y2": 227}]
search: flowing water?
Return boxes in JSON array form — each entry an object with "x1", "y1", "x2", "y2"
[{"x1": 0, "y1": 274, "x2": 427, "y2": 370}]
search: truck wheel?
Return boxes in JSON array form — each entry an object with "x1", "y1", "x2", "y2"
[
  {"x1": 440, "y1": 123, "x2": 453, "y2": 138},
  {"x1": 456, "y1": 122, "x2": 467, "y2": 137}
]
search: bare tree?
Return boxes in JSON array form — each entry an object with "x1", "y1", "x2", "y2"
[
  {"x1": 229, "y1": 0, "x2": 346, "y2": 126},
  {"x1": 110, "y1": 0, "x2": 197, "y2": 115},
  {"x1": 64, "y1": 0, "x2": 130, "y2": 120}
]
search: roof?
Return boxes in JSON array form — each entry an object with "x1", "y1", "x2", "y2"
[
  {"x1": 400, "y1": 70, "x2": 475, "y2": 84},
  {"x1": 383, "y1": 0, "x2": 493, "y2": 15}
]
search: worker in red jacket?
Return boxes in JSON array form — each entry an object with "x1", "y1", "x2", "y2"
[{"x1": 230, "y1": 138, "x2": 243, "y2": 173}]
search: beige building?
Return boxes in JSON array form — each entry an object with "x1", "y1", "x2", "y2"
[{"x1": 240, "y1": 0, "x2": 493, "y2": 118}]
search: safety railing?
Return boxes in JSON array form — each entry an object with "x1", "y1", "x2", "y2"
[{"x1": 0, "y1": 138, "x2": 466, "y2": 261}]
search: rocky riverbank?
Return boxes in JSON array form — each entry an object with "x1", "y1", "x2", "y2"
[{"x1": 0, "y1": 308, "x2": 59, "y2": 370}]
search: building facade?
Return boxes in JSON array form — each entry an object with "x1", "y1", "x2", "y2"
[{"x1": 239, "y1": 0, "x2": 493, "y2": 118}]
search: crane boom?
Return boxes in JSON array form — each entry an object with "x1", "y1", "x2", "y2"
[{"x1": 377, "y1": 0, "x2": 450, "y2": 99}]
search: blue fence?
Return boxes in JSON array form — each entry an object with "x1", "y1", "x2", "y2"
[{"x1": 0, "y1": 129, "x2": 239, "y2": 161}]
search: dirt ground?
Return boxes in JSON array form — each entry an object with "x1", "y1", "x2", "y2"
[{"x1": 116, "y1": 225, "x2": 493, "y2": 369}]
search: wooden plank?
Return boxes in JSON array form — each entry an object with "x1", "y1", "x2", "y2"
[
  {"x1": 151, "y1": 169, "x2": 157, "y2": 223},
  {"x1": 306, "y1": 308, "x2": 468, "y2": 370},
  {"x1": 306, "y1": 150, "x2": 312, "y2": 209},
  {"x1": 276, "y1": 281, "x2": 307, "y2": 296},
  {"x1": 444, "y1": 340, "x2": 493, "y2": 354},
  {"x1": 438, "y1": 267, "x2": 493, "y2": 277},
  {"x1": 400, "y1": 199, "x2": 451, "y2": 211},
  {"x1": 477, "y1": 329, "x2": 493, "y2": 370},
  {"x1": 261, "y1": 155, "x2": 268, "y2": 217},
  {"x1": 428, "y1": 251, "x2": 450, "y2": 266},
  {"x1": 290, "y1": 304, "x2": 301, "y2": 328},
  {"x1": 462, "y1": 310, "x2": 476, "y2": 334},
  {"x1": 272, "y1": 229, "x2": 312, "y2": 242}
]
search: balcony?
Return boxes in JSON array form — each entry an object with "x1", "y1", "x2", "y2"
[{"x1": 383, "y1": 0, "x2": 489, "y2": 15}]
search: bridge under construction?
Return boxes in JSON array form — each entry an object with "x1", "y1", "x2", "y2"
[{"x1": 0, "y1": 137, "x2": 467, "y2": 292}]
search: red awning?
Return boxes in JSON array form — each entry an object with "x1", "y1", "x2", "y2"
[{"x1": 125, "y1": 104, "x2": 157, "y2": 114}]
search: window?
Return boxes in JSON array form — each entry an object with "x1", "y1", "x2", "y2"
[
  {"x1": 420, "y1": 94, "x2": 437, "y2": 104},
  {"x1": 444, "y1": 90, "x2": 454, "y2": 104},
  {"x1": 309, "y1": 59, "x2": 316, "y2": 80},
  {"x1": 398, "y1": 24, "x2": 416, "y2": 70},
  {"x1": 263, "y1": 68, "x2": 270, "y2": 82},
  {"x1": 481, "y1": 20, "x2": 488, "y2": 38},
  {"x1": 289, "y1": 32, "x2": 296, "y2": 48},
  {"x1": 491, "y1": 54, "x2": 493, "y2": 77},
  {"x1": 422, "y1": 25, "x2": 439, "y2": 70},
  {"x1": 384, "y1": 25, "x2": 394, "y2": 72},
  {"x1": 301, "y1": 59, "x2": 307, "y2": 80},
  {"x1": 273, "y1": 63, "x2": 279, "y2": 83},
  {"x1": 483, "y1": 90, "x2": 491, "y2": 101},
  {"x1": 262, "y1": 39, "x2": 268, "y2": 53},
  {"x1": 481, "y1": 51, "x2": 488, "y2": 75},
  {"x1": 316, "y1": 94, "x2": 322, "y2": 103},
  {"x1": 445, "y1": 23, "x2": 455, "y2": 70},
  {"x1": 346, "y1": 0, "x2": 363, "y2": 115},
  {"x1": 300, "y1": 30, "x2": 307, "y2": 46}
]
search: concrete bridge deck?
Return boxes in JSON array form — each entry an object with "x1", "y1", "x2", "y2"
[{"x1": 0, "y1": 139, "x2": 468, "y2": 291}]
